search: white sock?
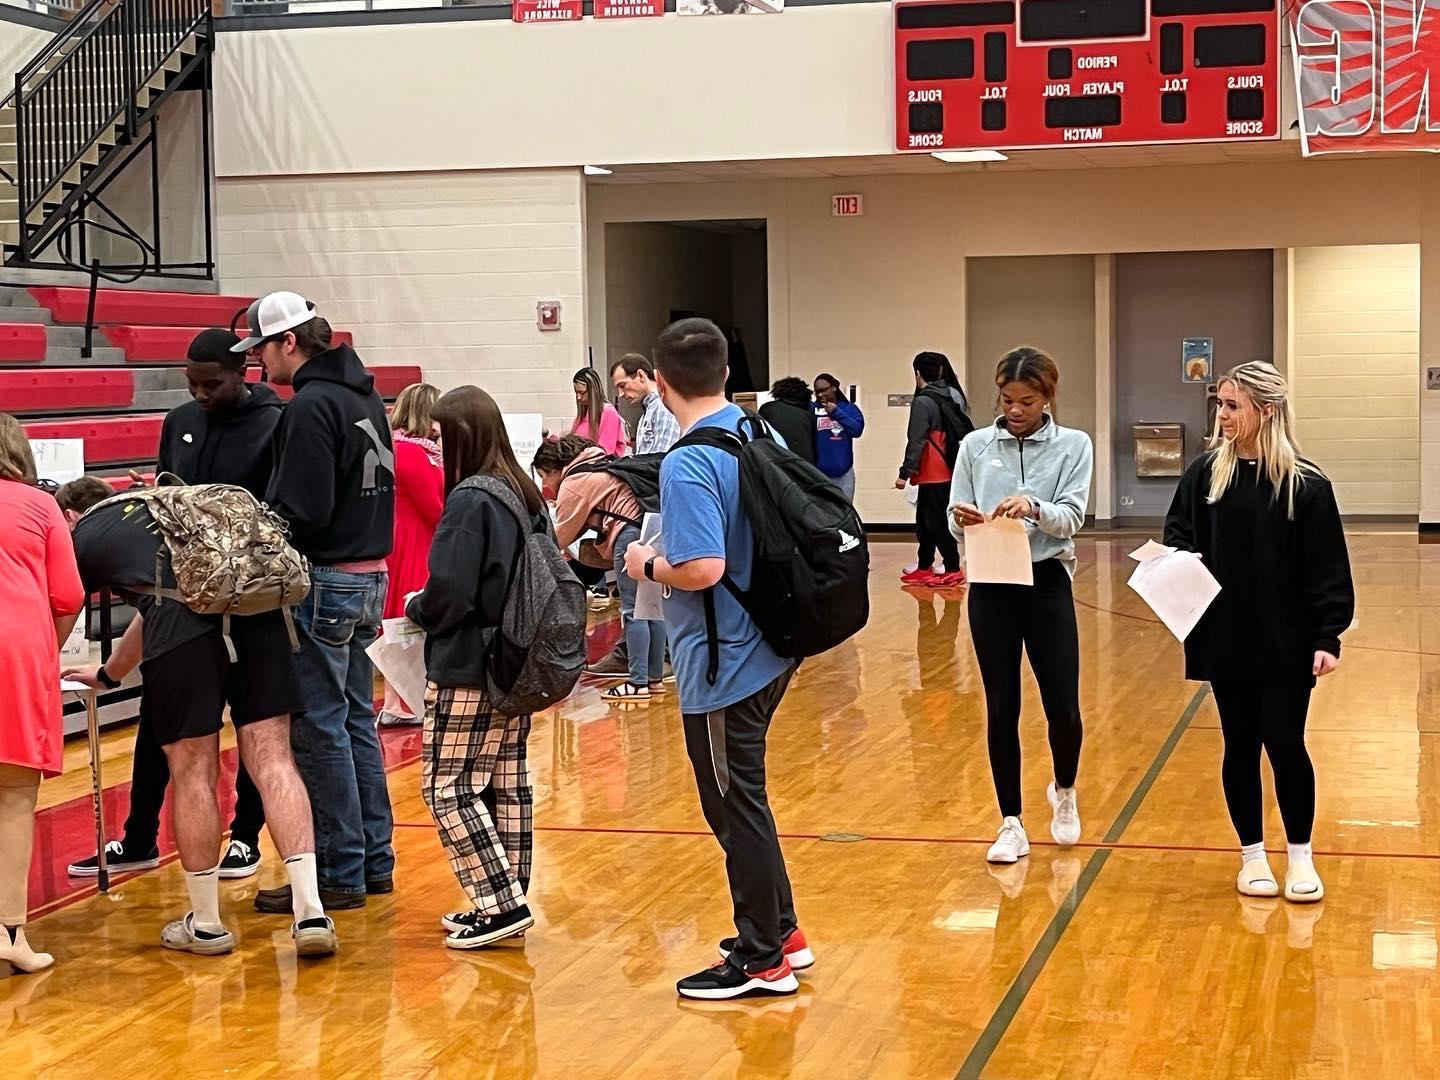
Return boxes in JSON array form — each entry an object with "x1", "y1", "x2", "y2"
[
  {"x1": 185, "y1": 866, "x2": 224, "y2": 932},
  {"x1": 284, "y1": 853, "x2": 325, "y2": 923},
  {"x1": 1288, "y1": 842, "x2": 1313, "y2": 864},
  {"x1": 1241, "y1": 841, "x2": 1267, "y2": 867}
]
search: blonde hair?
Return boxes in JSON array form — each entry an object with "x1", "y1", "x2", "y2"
[
  {"x1": 0, "y1": 413, "x2": 37, "y2": 483},
  {"x1": 390, "y1": 382, "x2": 439, "y2": 438},
  {"x1": 1206, "y1": 361, "x2": 1317, "y2": 519}
]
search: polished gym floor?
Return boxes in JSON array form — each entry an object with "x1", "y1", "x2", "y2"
[{"x1": 8, "y1": 530, "x2": 1437, "y2": 1078}]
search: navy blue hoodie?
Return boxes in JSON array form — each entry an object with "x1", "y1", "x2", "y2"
[{"x1": 266, "y1": 344, "x2": 395, "y2": 564}]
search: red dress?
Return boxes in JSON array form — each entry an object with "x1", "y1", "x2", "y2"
[
  {"x1": 0, "y1": 480, "x2": 85, "y2": 777},
  {"x1": 384, "y1": 435, "x2": 444, "y2": 620}
]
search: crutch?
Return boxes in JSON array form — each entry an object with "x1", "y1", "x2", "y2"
[{"x1": 81, "y1": 685, "x2": 109, "y2": 894}]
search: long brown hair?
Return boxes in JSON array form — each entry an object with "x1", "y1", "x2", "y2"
[
  {"x1": 432, "y1": 385, "x2": 544, "y2": 515},
  {"x1": 0, "y1": 413, "x2": 37, "y2": 483},
  {"x1": 571, "y1": 367, "x2": 608, "y2": 438}
]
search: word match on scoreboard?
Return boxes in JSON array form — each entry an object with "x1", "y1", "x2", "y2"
[{"x1": 894, "y1": 0, "x2": 1280, "y2": 153}]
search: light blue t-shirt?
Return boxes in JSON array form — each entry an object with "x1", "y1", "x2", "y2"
[{"x1": 661, "y1": 403, "x2": 793, "y2": 714}]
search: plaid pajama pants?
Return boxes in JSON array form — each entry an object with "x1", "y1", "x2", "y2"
[{"x1": 422, "y1": 684, "x2": 533, "y2": 916}]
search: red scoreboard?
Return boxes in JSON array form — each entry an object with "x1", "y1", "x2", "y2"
[{"x1": 894, "y1": 0, "x2": 1281, "y2": 152}]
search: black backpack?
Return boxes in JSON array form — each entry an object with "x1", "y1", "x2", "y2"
[
  {"x1": 918, "y1": 384, "x2": 975, "y2": 470},
  {"x1": 672, "y1": 414, "x2": 870, "y2": 685},
  {"x1": 565, "y1": 453, "x2": 664, "y2": 529}
]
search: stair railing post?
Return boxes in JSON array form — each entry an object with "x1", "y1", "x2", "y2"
[
  {"x1": 121, "y1": 0, "x2": 139, "y2": 141},
  {"x1": 13, "y1": 72, "x2": 26, "y2": 261},
  {"x1": 83, "y1": 258, "x2": 101, "y2": 360}
]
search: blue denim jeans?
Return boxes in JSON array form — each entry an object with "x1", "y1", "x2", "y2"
[
  {"x1": 613, "y1": 526, "x2": 666, "y2": 686},
  {"x1": 290, "y1": 566, "x2": 395, "y2": 893}
]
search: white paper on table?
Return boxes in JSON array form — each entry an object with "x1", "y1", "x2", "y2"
[
  {"x1": 1126, "y1": 541, "x2": 1222, "y2": 642},
  {"x1": 963, "y1": 518, "x2": 1034, "y2": 585},
  {"x1": 60, "y1": 619, "x2": 87, "y2": 663},
  {"x1": 60, "y1": 679, "x2": 93, "y2": 694},
  {"x1": 29, "y1": 438, "x2": 85, "y2": 484},
  {"x1": 634, "y1": 512, "x2": 665, "y2": 621},
  {"x1": 366, "y1": 617, "x2": 428, "y2": 717}
]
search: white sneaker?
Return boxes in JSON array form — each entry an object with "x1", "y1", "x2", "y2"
[
  {"x1": 987, "y1": 816, "x2": 1030, "y2": 864},
  {"x1": 1047, "y1": 782, "x2": 1081, "y2": 847}
]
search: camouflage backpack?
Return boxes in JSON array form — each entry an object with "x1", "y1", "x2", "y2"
[{"x1": 86, "y1": 475, "x2": 311, "y2": 659}]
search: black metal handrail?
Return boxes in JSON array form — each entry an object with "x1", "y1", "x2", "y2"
[{"x1": 13, "y1": 0, "x2": 209, "y2": 260}]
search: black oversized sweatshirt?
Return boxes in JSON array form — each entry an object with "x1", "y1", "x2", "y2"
[
  {"x1": 266, "y1": 344, "x2": 395, "y2": 564},
  {"x1": 1163, "y1": 452, "x2": 1355, "y2": 686},
  {"x1": 405, "y1": 483, "x2": 550, "y2": 689},
  {"x1": 157, "y1": 382, "x2": 283, "y2": 498}
]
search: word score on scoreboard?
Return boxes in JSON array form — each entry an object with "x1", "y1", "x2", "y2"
[{"x1": 894, "y1": 0, "x2": 1281, "y2": 152}]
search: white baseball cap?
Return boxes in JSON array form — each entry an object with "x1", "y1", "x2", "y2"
[{"x1": 231, "y1": 291, "x2": 318, "y2": 352}]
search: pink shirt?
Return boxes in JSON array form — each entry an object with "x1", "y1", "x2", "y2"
[{"x1": 572, "y1": 404, "x2": 629, "y2": 457}]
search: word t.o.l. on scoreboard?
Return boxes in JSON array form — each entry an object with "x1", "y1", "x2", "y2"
[{"x1": 895, "y1": 0, "x2": 1281, "y2": 152}]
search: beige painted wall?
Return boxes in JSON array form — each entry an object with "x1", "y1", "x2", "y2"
[
  {"x1": 1291, "y1": 245, "x2": 1420, "y2": 515},
  {"x1": 0, "y1": 20, "x2": 52, "y2": 86},
  {"x1": 588, "y1": 155, "x2": 1440, "y2": 523},
  {"x1": 216, "y1": 168, "x2": 587, "y2": 435},
  {"x1": 212, "y1": 6, "x2": 894, "y2": 177}
]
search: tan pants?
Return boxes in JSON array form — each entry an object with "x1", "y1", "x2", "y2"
[{"x1": 0, "y1": 763, "x2": 40, "y2": 927}]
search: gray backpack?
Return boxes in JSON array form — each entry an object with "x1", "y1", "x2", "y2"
[{"x1": 458, "y1": 475, "x2": 586, "y2": 716}]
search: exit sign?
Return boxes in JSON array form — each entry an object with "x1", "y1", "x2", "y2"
[{"x1": 832, "y1": 194, "x2": 864, "y2": 217}]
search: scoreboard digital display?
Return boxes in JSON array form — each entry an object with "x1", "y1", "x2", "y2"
[{"x1": 894, "y1": 0, "x2": 1281, "y2": 152}]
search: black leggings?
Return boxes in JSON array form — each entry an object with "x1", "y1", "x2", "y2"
[
  {"x1": 1209, "y1": 680, "x2": 1315, "y2": 846},
  {"x1": 915, "y1": 483, "x2": 960, "y2": 573},
  {"x1": 967, "y1": 559, "x2": 1083, "y2": 818}
]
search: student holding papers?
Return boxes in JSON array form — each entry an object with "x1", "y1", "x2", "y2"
[
  {"x1": 948, "y1": 348, "x2": 1094, "y2": 865},
  {"x1": 1163, "y1": 362, "x2": 1353, "y2": 905}
]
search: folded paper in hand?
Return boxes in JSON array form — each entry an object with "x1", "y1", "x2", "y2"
[
  {"x1": 963, "y1": 517, "x2": 1034, "y2": 586},
  {"x1": 366, "y1": 617, "x2": 427, "y2": 717},
  {"x1": 635, "y1": 513, "x2": 665, "y2": 622},
  {"x1": 1126, "y1": 540, "x2": 1221, "y2": 642}
]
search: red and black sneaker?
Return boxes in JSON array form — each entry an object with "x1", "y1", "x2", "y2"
[
  {"x1": 677, "y1": 956, "x2": 798, "y2": 1000},
  {"x1": 717, "y1": 927, "x2": 815, "y2": 972},
  {"x1": 900, "y1": 567, "x2": 936, "y2": 586}
]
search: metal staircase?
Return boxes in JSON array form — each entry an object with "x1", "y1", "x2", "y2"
[{"x1": 0, "y1": 0, "x2": 214, "y2": 278}]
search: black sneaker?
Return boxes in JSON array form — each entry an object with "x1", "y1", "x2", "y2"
[
  {"x1": 584, "y1": 652, "x2": 630, "y2": 678},
  {"x1": 718, "y1": 927, "x2": 815, "y2": 971},
  {"x1": 676, "y1": 956, "x2": 798, "y2": 1000},
  {"x1": 218, "y1": 840, "x2": 261, "y2": 880},
  {"x1": 444, "y1": 905, "x2": 533, "y2": 949},
  {"x1": 255, "y1": 884, "x2": 366, "y2": 914},
  {"x1": 68, "y1": 840, "x2": 160, "y2": 877},
  {"x1": 366, "y1": 877, "x2": 395, "y2": 895}
]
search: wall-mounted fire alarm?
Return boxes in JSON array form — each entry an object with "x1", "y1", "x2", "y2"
[{"x1": 537, "y1": 301, "x2": 561, "y2": 331}]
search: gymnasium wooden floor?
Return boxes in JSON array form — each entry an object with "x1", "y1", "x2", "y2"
[{"x1": 8, "y1": 530, "x2": 1439, "y2": 1079}]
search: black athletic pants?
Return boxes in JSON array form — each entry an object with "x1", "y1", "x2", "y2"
[
  {"x1": 968, "y1": 559, "x2": 1083, "y2": 818},
  {"x1": 123, "y1": 711, "x2": 265, "y2": 851},
  {"x1": 683, "y1": 668, "x2": 797, "y2": 971},
  {"x1": 915, "y1": 482, "x2": 960, "y2": 573},
  {"x1": 1209, "y1": 680, "x2": 1315, "y2": 846}
]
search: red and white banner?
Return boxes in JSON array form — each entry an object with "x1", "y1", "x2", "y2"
[
  {"x1": 1289, "y1": 0, "x2": 1440, "y2": 154},
  {"x1": 512, "y1": 0, "x2": 582, "y2": 22},
  {"x1": 594, "y1": 0, "x2": 663, "y2": 16}
]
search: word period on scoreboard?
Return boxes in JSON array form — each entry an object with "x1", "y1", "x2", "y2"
[{"x1": 894, "y1": 0, "x2": 1281, "y2": 152}]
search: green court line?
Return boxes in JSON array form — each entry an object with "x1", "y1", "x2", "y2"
[{"x1": 955, "y1": 683, "x2": 1211, "y2": 1080}]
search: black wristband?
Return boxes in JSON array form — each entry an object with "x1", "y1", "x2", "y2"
[
  {"x1": 96, "y1": 666, "x2": 121, "y2": 690},
  {"x1": 644, "y1": 556, "x2": 658, "y2": 582}
]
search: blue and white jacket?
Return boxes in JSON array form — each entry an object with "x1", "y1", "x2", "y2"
[{"x1": 948, "y1": 416, "x2": 1093, "y2": 577}]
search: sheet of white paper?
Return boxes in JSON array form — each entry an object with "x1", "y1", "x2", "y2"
[
  {"x1": 60, "y1": 679, "x2": 94, "y2": 694},
  {"x1": 29, "y1": 438, "x2": 85, "y2": 484},
  {"x1": 635, "y1": 512, "x2": 666, "y2": 621},
  {"x1": 504, "y1": 413, "x2": 544, "y2": 478},
  {"x1": 1126, "y1": 546, "x2": 1222, "y2": 642},
  {"x1": 60, "y1": 619, "x2": 87, "y2": 663},
  {"x1": 963, "y1": 517, "x2": 1034, "y2": 585},
  {"x1": 903, "y1": 483, "x2": 919, "y2": 507},
  {"x1": 1128, "y1": 539, "x2": 1174, "y2": 562},
  {"x1": 367, "y1": 617, "x2": 428, "y2": 717}
]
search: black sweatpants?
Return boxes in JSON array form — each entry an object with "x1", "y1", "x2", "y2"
[
  {"x1": 683, "y1": 668, "x2": 797, "y2": 971},
  {"x1": 123, "y1": 709, "x2": 266, "y2": 851},
  {"x1": 916, "y1": 482, "x2": 960, "y2": 573},
  {"x1": 967, "y1": 559, "x2": 1083, "y2": 818},
  {"x1": 1209, "y1": 680, "x2": 1315, "y2": 846}
]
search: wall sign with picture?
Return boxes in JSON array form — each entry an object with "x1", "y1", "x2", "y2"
[{"x1": 1181, "y1": 338, "x2": 1213, "y2": 384}]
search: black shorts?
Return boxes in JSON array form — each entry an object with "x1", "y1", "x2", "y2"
[{"x1": 139, "y1": 611, "x2": 306, "y2": 746}]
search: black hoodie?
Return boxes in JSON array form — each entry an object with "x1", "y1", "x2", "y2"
[
  {"x1": 266, "y1": 343, "x2": 395, "y2": 564},
  {"x1": 157, "y1": 382, "x2": 283, "y2": 498}
]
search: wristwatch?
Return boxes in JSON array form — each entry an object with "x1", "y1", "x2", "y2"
[
  {"x1": 96, "y1": 665, "x2": 121, "y2": 690},
  {"x1": 644, "y1": 556, "x2": 658, "y2": 582}
]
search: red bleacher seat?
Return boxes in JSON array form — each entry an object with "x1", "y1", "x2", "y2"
[
  {"x1": 27, "y1": 288, "x2": 255, "y2": 328},
  {"x1": 0, "y1": 369, "x2": 135, "y2": 412},
  {"x1": 0, "y1": 323, "x2": 48, "y2": 363},
  {"x1": 106, "y1": 325, "x2": 354, "y2": 363},
  {"x1": 22, "y1": 415, "x2": 164, "y2": 466},
  {"x1": 246, "y1": 364, "x2": 419, "y2": 399}
]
